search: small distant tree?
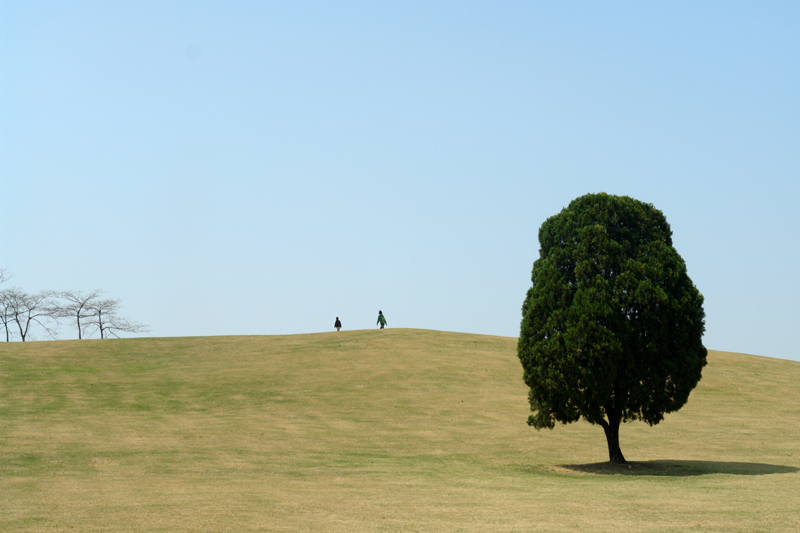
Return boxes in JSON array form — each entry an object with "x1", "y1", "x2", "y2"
[
  {"x1": 3, "y1": 288, "x2": 58, "y2": 342},
  {"x1": 517, "y1": 193, "x2": 707, "y2": 464},
  {"x1": 55, "y1": 289, "x2": 104, "y2": 340},
  {"x1": 87, "y1": 297, "x2": 149, "y2": 339},
  {"x1": 0, "y1": 290, "x2": 14, "y2": 342},
  {"x1": 0, "y1": 270, "x2": 12, "y2": 341}
]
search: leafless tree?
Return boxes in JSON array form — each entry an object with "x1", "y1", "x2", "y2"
[
  {"x1": 54, "y1": 289, "x2": 105, "y2": 340},
  {"x1": 87, "y1": 297, "x2": 150, "y2": 339},
  {"x1": 0, "y1": 270, "x2": 11, "y2": 341},
  {"x1": 1, "y1": 290, "x2": 15, "y2": 342},
  {"x1": 3, "y1": 288, "x2": 58, "y2": 341}
]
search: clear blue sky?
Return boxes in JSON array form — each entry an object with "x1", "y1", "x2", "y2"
[{"x1": 2, "y1": 2, "x2": 799, "y2": 361}]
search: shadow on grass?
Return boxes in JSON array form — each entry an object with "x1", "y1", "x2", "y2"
[{"x1": 556, "y1": 460, "x2": 799, "y2": 477}]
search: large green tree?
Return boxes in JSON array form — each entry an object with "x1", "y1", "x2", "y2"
[{"x1": 518, "y1": 193, "x2": 706, "y2": 463}]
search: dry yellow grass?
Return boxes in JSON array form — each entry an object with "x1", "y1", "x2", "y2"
[{"x1": 1, "y1": 329, "x2": 799, "y2": 532}]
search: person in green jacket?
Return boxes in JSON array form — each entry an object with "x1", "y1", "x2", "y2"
[{"x1": 377, "y1": 310, "x2": 387, "y2": 329}]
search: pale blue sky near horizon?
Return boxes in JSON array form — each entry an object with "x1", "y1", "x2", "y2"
[{"x1": 2, "y1": 2, "x2": 799, "y2": 361}]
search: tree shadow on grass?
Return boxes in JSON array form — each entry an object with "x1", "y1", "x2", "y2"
[{"x1": 555, "y1": 460, "x2": 799, "y2": 477}]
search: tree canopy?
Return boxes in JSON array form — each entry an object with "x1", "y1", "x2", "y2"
[{"x1": 517, "y1": 193, "x2": 707, "y2": 463}]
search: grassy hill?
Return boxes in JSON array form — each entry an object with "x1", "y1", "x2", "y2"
[{"x1": 1, "y1": 329, "x2": 799, "y2": 532}]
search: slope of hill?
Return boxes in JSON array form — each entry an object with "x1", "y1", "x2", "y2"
[{"x1": 1, "y1": 329, "x2": 799, "y2": 532}]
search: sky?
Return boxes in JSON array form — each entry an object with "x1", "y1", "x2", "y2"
[{"x1": 2, "y1": 2, "x2": 799, "y2": 361}]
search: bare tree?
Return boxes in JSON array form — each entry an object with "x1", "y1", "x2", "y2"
[
  {"x1": 0, "y1": 289, "x2": 15, "y2": 342},
  {"x1": 0, "y1": 270, "x2": 148, "y2": 341},
  {"x1": 3, "y1": 288, "x2": 58, "y2": 341},
  {"x1": 54, "y1": 289, "x2": 105, "y2": 340},
  {"x1": 0, "y1": 270, "x2": 11, "y2": 341},
  {"x1": 87, "y1": 297, "x2": 149, "y2": 339}
]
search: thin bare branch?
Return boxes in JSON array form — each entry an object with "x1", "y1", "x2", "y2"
[
  {"x1": 54, "y1": 289, "x2": 104, "y2": 340},
  {"x1": 86, "y1": 297, "x2": 150, "y2": 339},
  {"x1": 2, "y1": 288, "x2": 59, "y2": 341}
]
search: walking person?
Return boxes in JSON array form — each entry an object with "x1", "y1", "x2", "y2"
[
  {"x1": 377, "y1": 310, "x2": 387, "y2": 329},
  {"x1": 334, "y1": 317, "x2": 342, "y2": 331}
]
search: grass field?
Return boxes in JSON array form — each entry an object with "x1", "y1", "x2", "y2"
[{"x1": 1, "y1": 329, "x2": 799, "y2": 532}]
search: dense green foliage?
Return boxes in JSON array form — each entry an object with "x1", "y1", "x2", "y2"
[{"x1": 518, "y1": 193, "x2": 707, "y2": 463}]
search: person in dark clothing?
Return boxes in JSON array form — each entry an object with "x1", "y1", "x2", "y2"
[
  {"x1": 377, "y1": 310, "x2": 387, "y2": 329},
  {"x1": 334, "y1": 317, "x2": 342, "y2": 331}
]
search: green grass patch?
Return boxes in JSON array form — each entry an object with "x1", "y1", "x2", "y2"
[{"x1": 1, "y1": 329, "x2": 799, "y2": 532}]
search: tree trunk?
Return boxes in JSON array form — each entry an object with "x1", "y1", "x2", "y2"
[{"x1": 600, "y1": 417, "x2": 626, "y2": 464}]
